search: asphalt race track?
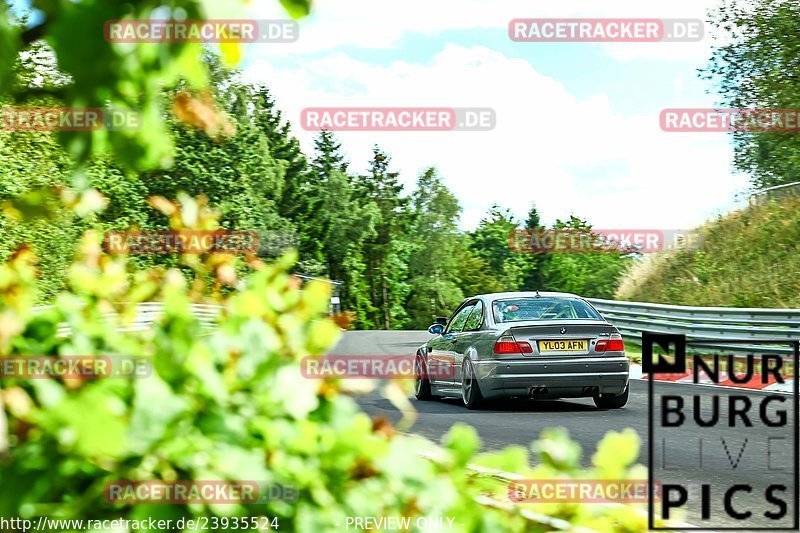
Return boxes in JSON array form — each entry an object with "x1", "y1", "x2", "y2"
[{"x1": 329, "y1": 331, "x2": 798, "y2": 529}]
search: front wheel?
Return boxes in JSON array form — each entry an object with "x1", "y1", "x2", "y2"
[
  {"x1": 593, "y1": 384, "x2": 629, "y2": 409},
  {"x1": 461, "y1": 360, "x2": 485, "y2": 409}
]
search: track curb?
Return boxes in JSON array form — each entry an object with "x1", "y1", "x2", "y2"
[{"x1": 630, "y1": 364, "x2": 793, "y2": 394}]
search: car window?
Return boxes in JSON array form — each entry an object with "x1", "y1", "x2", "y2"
[
  {"x1": 574, "y1": 301, "x2": 601, "y2": 319},
  {"x1": 463, "y1": 301, "x2": 484, "y2": 331},
  {"x1": 492, "y1": 297, "x2": 602, "y2": 323},
  {"x1": 446, "y1": 303, "x2": 475, "y2": 333}
]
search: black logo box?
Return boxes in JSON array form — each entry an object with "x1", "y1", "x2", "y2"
[{"x1": 644, "y1": 332, "x2": 800, "y2": 531}]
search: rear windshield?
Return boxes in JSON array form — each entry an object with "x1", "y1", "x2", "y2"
[{"x1": 492, "y1": 297, "x2": 602, "y2": 323}]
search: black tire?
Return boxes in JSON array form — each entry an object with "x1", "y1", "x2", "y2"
[
  {"x1": 593, "y1": 384, "x2": 629, "y2": 409},
  {"x1": 414, "y1": 355, "x2": 433, "y2": 401},
  {"x1": 461, "y1": 360, "x2": 485, "y2": 409}
]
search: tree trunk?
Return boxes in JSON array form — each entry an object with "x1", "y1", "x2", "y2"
[{"x1": 381, "y1": 266, "x2": 390, "y2": 330}]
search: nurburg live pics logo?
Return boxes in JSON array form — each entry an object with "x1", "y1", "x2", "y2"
[{"x1": 643, "y1": 332, "x2": 799, "y2": 530}]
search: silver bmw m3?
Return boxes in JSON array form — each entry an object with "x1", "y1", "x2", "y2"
[{"x1": 413, "y1": 291, "x2": 630, "y2": 409}]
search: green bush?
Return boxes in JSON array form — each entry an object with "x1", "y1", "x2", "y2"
[{"x1": 616, "y1": 196, "x2": 800, "y2": 307}]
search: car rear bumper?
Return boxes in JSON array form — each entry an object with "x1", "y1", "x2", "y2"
[{"x1": 471, "y1": 356, "x2": 630, "y2": 399}]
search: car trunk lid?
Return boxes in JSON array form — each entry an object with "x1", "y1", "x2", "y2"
[{"x1": 507, "y1": 320, "x2": 618, "y2": 357}]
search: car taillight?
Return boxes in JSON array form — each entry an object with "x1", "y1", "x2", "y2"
[
  {"x1": 494, "y1": 336, "x2": 532, "y2": 354},
  {"x1": 596, "y1": 334, "x2": 624, "y2": 352},
  {"x1": 607, "y1": 337, "x2": 624, "y2": 351}
]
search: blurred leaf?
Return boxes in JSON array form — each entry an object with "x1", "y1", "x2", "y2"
[
  {"x1": 220, "y1": 42, "x2": 243, "y2": 67},
  {"x1": 532, "y1": 427, "x2": 582, "y2": 470},
  {"x1": 0, "y1": 6, "x2": 19, "y2": 91},
  {"x1": 42, "y1": 383, "x2": 127, "y2": 458},
  {"x1": 1, "y1": 187, "x2": 61, "y2": 221},
  {"x1": 173, "y1": 90, "x2": 235, "y2": 139},
  {"x1": 280, "y1": 0, "x2": 312, "y2": 18},
  {"x1": 442, "y1": 423, "x2": 481, "y2": 465},
  {"x1": 592, "y1": 428, "x2": 640, "y2": 475},
  {"x1": 129, "y1": 373, "x2": 188, "y2": 454},
  {"x1": 269, "y1": 365, "x2": 319, "y2": 419}
]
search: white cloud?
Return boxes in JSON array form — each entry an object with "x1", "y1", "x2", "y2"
[
  {"x1": 247, "y1": 0, "x2": 721, "y2": 62},
  {"x1": 240, "y1": 0, "x2": 746, "y2": 230},
  {"x1": 242, "y1": 40, "x2": 747, "y2": 231}
]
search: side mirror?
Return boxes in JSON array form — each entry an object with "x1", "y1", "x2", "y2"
[
  {"x1": 434, "y1": 316, "x2": 448, "y2": 325},
  {"x1": 428, "y1": 323, "x2": 445, "y2": 335}
]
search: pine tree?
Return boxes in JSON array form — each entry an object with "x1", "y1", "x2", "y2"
[
  {"x1": 521, "y1": 202, "x2": 547, "y2": 291},
  {"x1": 249, "y1": 86, "x2": 310, "y2": 223},
  {"x1": 306, "y1": 130, "x2": 351, "y2": 270},
  {"x1": 312, "y1": 130, "x2": 348, "y2": 178},
  {"x1": 470, "y1": 205, "x2": 527, "y2": 289},
  {"x1": 525, "y1": 203, "x2": 543, "y2": 230},
  {"x1": 357, "y1": 146, "x2": 410, "y2": 329},
  {"x1": 405, "y1": 167, "x2": 464, "y2": 328},
  {"x1": 304, "y1": 132, "x2": 380, "y2": 327}
]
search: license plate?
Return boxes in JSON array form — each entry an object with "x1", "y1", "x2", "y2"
[{"x1": 538, "y1": 339, "x2": 588, "y2": 352}]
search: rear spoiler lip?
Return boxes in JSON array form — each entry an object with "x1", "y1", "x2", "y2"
[
  {"x1": 504, "y1": 319, "x2": 611, "y2": 328},
  {"x1": 504, "y1": 321, "x2": 619, "y2": 340}
]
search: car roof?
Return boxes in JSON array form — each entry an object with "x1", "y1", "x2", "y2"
[{"x1": 466, "y1": 291, "x2": 583, "y2": 301}]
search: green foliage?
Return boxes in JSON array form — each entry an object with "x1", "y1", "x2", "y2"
[
  {"x1": 468, "y1": 209, "x2": 630, "y2": 301},
  {"x1": 300, "y1": 133, "x2": 379, "y2": 326},
  {"x1": 0, "y1": 122, "x2": 81, "y2": 300},
  {"x1": 538, "y1": 216, "x2": 631, "y2": 299},
  {"x1": 470, "y1": 205, "x2": 528, "y2": 289},
  {"x1": 706, "y1": 0, "x2": 800, "y2": 188},
  {"x1": 0, "y1": 2, "x2": 311, "y2": 302},
  {"x1": 357, "y1": 147, "x2": 411, "y2": 329},
  {"x1": 617, "y1": 196, "x2": 800, "y2": 307},
  {"x1": 1, "y1": 1, "x2": 310, "y2": 171},
  {"x1": 455, "y1": 245, "x2": 504, "y2": 297},
  {"x1": 1, "y1": 2, "x2": 653, "y2": 530},
  {"x1": 1, "y1": 2, "x2": 630, "y2": 329},
  {"x1": 515, "y1": 428, "x2": 655, "y2": 531},
  {"x1": 0, "y1": 198, "x2": 653, "y2": 532},
  {"x1": 519, "y1": 204, "x2": 547, "y2": 291},
  {"x1": 279, "y1": 0, "x2": 312, "y2": 19},
  {"x1": 405, "y1": 168, "x2": 464, "y2": 328},
  {"x1": 0, "y1": 6, "x2": 20, "y2": 91}
]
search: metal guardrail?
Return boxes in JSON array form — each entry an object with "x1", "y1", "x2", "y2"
[
  {"x1": 587, "y1": 298, "x2": 800, "y2": 355},
  {"x1": 749, "y1": 180, "x2": 800, "y2": 206},
  {"x1": 37, "y1": 299, "x2": 800, "y2": 355},
  {"x1": 31, "y1": 302, "x2": 221, "y2": 337}
]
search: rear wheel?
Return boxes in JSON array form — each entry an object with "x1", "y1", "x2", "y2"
[
  {"x1": 593, "y1": 384, "x2": 629, "y2": 409},
  {"x1": 414, "y1": 355, "x2": 433, "y2": 401},
  {"x1": 461, "y1": 360, "x2": 485, "y2": 409}
]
